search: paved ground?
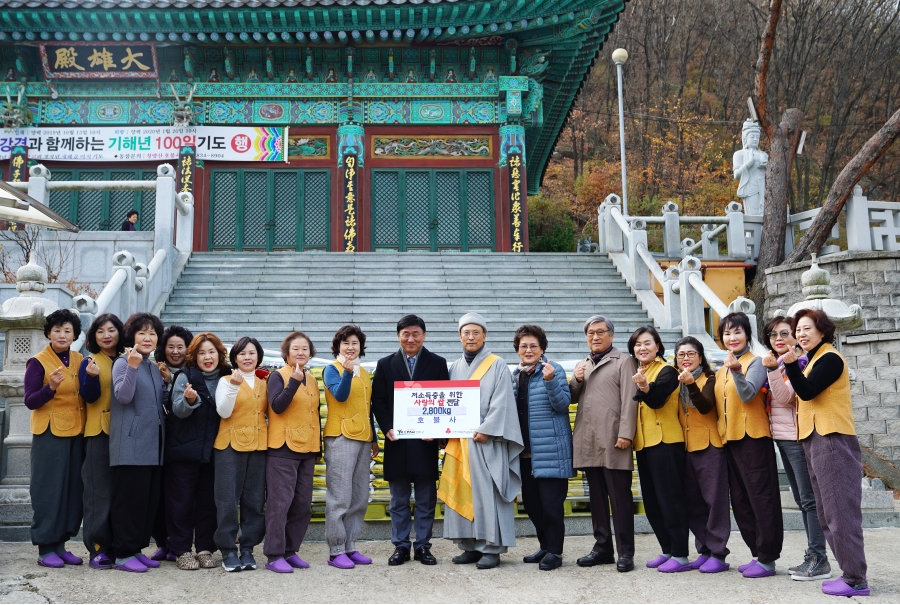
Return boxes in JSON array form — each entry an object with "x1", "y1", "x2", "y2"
[{"x1": 1, "y1": 529, "x2": 897, "y2": 603}]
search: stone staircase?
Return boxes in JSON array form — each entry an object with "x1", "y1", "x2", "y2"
[{"x1": 160, "y1": 252, "x2": 681, "y2": 363}]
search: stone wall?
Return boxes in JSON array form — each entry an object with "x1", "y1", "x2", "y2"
[{"x1": 765, "y1": 250, "x2": 900, "y2": 466}]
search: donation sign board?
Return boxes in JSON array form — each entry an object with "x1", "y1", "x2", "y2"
[{"x1": 392, "y1": 380, "x2": 480, "y2": 439}]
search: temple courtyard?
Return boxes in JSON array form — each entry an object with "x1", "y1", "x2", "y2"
[{"x1": 0, "y1": 529, "x2": 898, "y2": 603}]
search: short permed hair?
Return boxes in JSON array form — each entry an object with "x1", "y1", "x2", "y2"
[
  {"x1": 122, "y1": 312, "x2": 164, "y2": 348},
  {"x1": 763, "y1": 316, "x2": 795, "y2": 354},
  {"x1": 627, "y1": 326, "x2": 666, "y2": 360},
  {"x1": 229, "y1": 336, "x2": 264, "y2": 369},
  {"x1": 85, "y1": 313, "x2": 125, "y2": 355},
  {"x1": 793, "y1": 308, "x2": 836, "y2": 345},
  {"x1": 280, "y1": 331, "x2": 317, "y2": 361},
  {"x1": 331, "y1": 325, "x2": 367, "y2": 358},
  {"x1": 43, "y1": 309, "x2": 82, "y2": 340},
  {"x1": 155, "y1": 325, "x2": 194, "y2": 366},
  {"x1": 717, "y1": 312, "x2": 753, "y2": 343},
  {"x1": 513, "y1": 324, "x2": 548, "y2": 353},
  {"x1": 185, "y1": 332, "x2": 231, "y2": 373}
]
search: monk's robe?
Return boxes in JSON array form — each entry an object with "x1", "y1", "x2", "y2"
[{"x1": 441, "y1": 347, "x2": 523, "y2": 554}]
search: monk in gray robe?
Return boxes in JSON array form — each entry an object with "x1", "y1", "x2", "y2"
[{"x1": 440, "y1": 312, "x2": 523, "y2": 570}]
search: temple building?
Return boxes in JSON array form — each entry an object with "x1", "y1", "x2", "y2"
[{"x1": 0, "y1": 0, "x2": 626, "y2": 252}]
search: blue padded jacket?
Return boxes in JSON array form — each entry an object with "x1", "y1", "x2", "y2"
[{"x1": 512, "y1": 360, "x2": 574, "y2": 479}]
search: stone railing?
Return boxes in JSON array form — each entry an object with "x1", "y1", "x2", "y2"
[
  {"x1": 592, "y1": 186, "x2": 898, "y2": 263},
  {"x1": 598, "y1": 194, "x2": 766, "y2": 353},
  {"x1": 10, "y1": 164, "x2": 194, "y2": 346}
]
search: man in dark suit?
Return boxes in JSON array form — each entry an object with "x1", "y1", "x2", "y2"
[{"x1": 371, "y1": 315, "x2": 449, "y2": 566}]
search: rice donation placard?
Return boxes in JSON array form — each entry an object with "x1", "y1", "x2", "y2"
[{"x1": 392, "y1": 380, "x2": 480, "y2": 439}]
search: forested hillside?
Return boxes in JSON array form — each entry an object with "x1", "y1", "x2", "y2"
[{"x1": 529, "y1": 0, "x2": 900, "y2": 252}]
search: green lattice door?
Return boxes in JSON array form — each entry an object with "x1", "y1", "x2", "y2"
[
  {"x1": 209, "y1": 169, "x2": 330, "y2": 251},
  {"x1": 371, "y1": 169, "x2": 494, "y2": 251},
  {"x1": 47, "y1": 169, "x2": 157, "y2": 231}
]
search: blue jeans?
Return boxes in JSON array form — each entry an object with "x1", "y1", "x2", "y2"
[{"x1": 776, "y1": 440, "x2": 827, "y2": 559}]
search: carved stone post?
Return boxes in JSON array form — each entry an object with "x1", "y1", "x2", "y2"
[
  {"x1": 662, "y1": 201, "x2": 681, "y2": 259},
  {"x1": 0, "y1": 259, "x2": 59, "y2": 503}
]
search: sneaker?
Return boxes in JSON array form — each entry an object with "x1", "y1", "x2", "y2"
[
  {"x1": 176, "y1": 552, "x2": 199, "y2": 571},
  {"x1": 347, "y1": 551, "x2": 372, "y2": 565},
  {"x1": 135, "y1": 553, "x2": 161, "y2": 568},
  {"x1": 789, "y1": 550, "x2": 812, "y2": 574},
  {"x1": 239, "y1": 550, "x2": 257, "y2": 571},
  {"x1": 221, "y1": 551, "x2": 242, "y2": 572},
  {"x1": 196, "y1": 552, "x2": 217, "y2": 569},
  {"x1": 265, "y1": 558, "x2": 294, "y2": 574},
  {"x1": 791, "y1": 554, "x2": 832, "y2": 581},
  {"x1": 690, "y1": 555, "x2": 709, "y2": 570},
  {"x1": 285, "y1": 554, "x2": 309, "y2": 569},
  {"x1": 822, "y1": 578, "x2": 870, "y2": 597},
  {"x1": 37, "y1": 553, "x2": 64, "y2": 569},
  {"x1": 89, "y1": 554, "x2": 114, "y2": 570}
]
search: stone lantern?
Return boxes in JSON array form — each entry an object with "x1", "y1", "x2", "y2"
[
  {"x1": 0, "y1": 257, "x2": 58, "y2": 504},
  {"x1": 774, "y1": 253, "x2": 863, "y2": 331}
]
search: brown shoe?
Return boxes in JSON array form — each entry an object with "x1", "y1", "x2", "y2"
[
  {"x1": 176, "y1": 552, "x2": 199, "y2": 570},
  {"x1": 196, "y1": 552, "x2": 216, "y2": 569}
]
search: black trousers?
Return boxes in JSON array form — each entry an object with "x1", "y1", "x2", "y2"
[
  {"x1": 30, "y1": 432, "x2": 84, "y2": 554},
  {"x1": 82, "y1": 433, "x2": 114, "y2": 557},
  {"x1": 520, "y1": 457, "x2": 568, "y2": 556},
  {"x1": 583, "y1": 466, "x2": 635, "y2": 558},
  {"x1": 110, "y1": 465, "x2": 162, "y2": 560},
  {"x1": 725, "y1": 436, "x2": 783, "y2": 564},
  {"x1": 165, "y1": 461, "x2": 217, "y2": 555},
  {"x1": 636, "y1": 442, "x2": 690, "y2": 558},
  {"x1": 151, "y1": 465, "x2": 167, "y2": 549}
]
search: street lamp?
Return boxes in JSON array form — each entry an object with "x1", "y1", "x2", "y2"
[{"x1": 612, "y1": 47, "x2": 629, "y2": 216}]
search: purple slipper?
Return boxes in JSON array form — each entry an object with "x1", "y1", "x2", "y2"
[
  {"x1": 38, "y1": 553, "x2": 65, "y2": 568},
  {"x1": 743, "y1": 562, "x2": 776, "y2": 578},
  {"x1": 59, "y1": 551, "x2": 83, "y2": 565},
  {"x1": 115, "y1": 558, "x2": 149, "y2": 573},
  {"x1": 822, "y1": 578, "x2": 870, "y2": 597},
  {"x1": 136, "y1": 553, "x2": 161, "y2": 568},
  {"x1": 328, "y1": 553, "x2": 355, "y2": 569},
  {"x1": 658, "y1": 558, "x2": 693, "y2": 573},
  {"x1": 690, "y1": 555, "x2": 709, "y2": 570},
  {"x1": 699, "y1": 558, "x2": 730, "y2": 574},
  {"x1": 265, "y1": 558, "x2": 294, "y2": 574},
  {"x1": 347, "y1": 551, "x2": 372, "y2": 565},
  {"x1": 646, "y1": 554, "x2": 671, "y2": 568},
  {"x1": 738, "y1": 559, "x2": 758, "y2": 572},
  {"x1": 286, "y1": 554, "x2": 310, "y2": 569},
  {"x1": 166, "y1": 552, "x2": 177, "y2": 562},
  {"x1": 89, "y1": 554, "x2": 114, "y2": 570},
  {"x1": 149, "y1": 546, "x2": 169, "y2": 561}
]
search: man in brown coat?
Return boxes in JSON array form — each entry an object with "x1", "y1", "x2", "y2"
[{"x1": 569, "y1": 315, "x2": 638, "y2": 572}]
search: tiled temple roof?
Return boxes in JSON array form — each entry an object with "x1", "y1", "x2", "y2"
[{"x1": 0, "y1": 0, "x2": 457, "y2": 6}]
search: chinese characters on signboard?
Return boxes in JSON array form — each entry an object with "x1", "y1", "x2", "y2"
[
  {"x1": 178, "y1": 146, "x2": 195, "y2": 195},
  {"x1": 39, "y1": 42, "x2": 159, "y2": 79},
  {"x1": 3, "y1": 145, "x2": 27, "y2": 231},
  {"x1": 508, "y1": 152, "x2": 524, "y2": 252},
  {"x1": 343, "y1": 155, "x2": 358, "y2": 252},
  {"x1": 392, "y1": 380, "x2": 480, "y2": 439}
]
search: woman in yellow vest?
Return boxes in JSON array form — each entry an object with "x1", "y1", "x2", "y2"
[
  {"x1": 78, "y1": 313, "x2": 125, "y2": 570},
  {"x1": 24, "y1": 309, "x2": 85, "y2": 568},
  {"x1": 263, "y1": 331, "x2": 322, "y2": 573},
  {"x1": 714, "y1": 312, "x2": 783, "y2": 578},
  {"x1": 213, "y1": 336, "x2": 269, "y2": 573},
  {"x1": 783, "y1": 309, "x2": 869, "y2": 597},
  {"x1": 628, "y1": 327, "x2": 690, "y2": 573},
  {"x1": 323, "y1": 325, "x2": 378, "y2": 569},
  {"x1": 673, "y1": 336, "x2": 730, "y2": 574}
]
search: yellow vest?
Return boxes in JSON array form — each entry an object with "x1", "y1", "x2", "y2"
[
  {"x1": 798, "y1": 343, "x2": 855, "y2": 439},
  {"x1": 678, "y1": 373, "x2": 724, "y2": 452},
  {"x1": 714, "y1": 350, "x2": 771, "y2": 443},
  {"x1": 84, "y1": 352, "x2": 114, "y2": 437},
  {"x1": 30, "y1": 345, "x2": 84, "y2": 437},
  {"x1": 213, "y1": 376, "x2": 268, "y2": 451},
  {"x1": 323, "y1": 361, "x2": 373, "y2": 442},
  {"x1": 268, "y1": 366, "x2": 322, "y2": 453},
  {"x1": 633, "y1": 358, "x2": 685, "y2": 451}
]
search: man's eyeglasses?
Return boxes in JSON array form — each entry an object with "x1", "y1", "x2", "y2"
[{"x1": 586, "y1": 330, "x2": 610, "y2": 337}]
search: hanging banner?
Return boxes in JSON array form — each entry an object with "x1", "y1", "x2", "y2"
[
  {"x1": 0, "y1": 126, "x2": 284, "y2": 162},
  {"x1": 178, "y1": 146, "x2": 196, "y2": 195},
  {"x1": 392, "y1": 380, "x2": 480, "y2": 439},
  {"x1": 2, "y1": 145, "x2": 28, "y2": 231},
  {"x1": 342, "y1": 154, "x2": 358, "y2": 252},
  {"x1": 38, "y1": 42, "x2": 159, "y2": 79},
  {"x1": 508, "y1": 152, "x2": 524, "y2": 252}
]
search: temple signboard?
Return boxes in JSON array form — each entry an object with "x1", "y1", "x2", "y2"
[{"x1": 39, "y1": 42, "x2": 159, "y2": 79}]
